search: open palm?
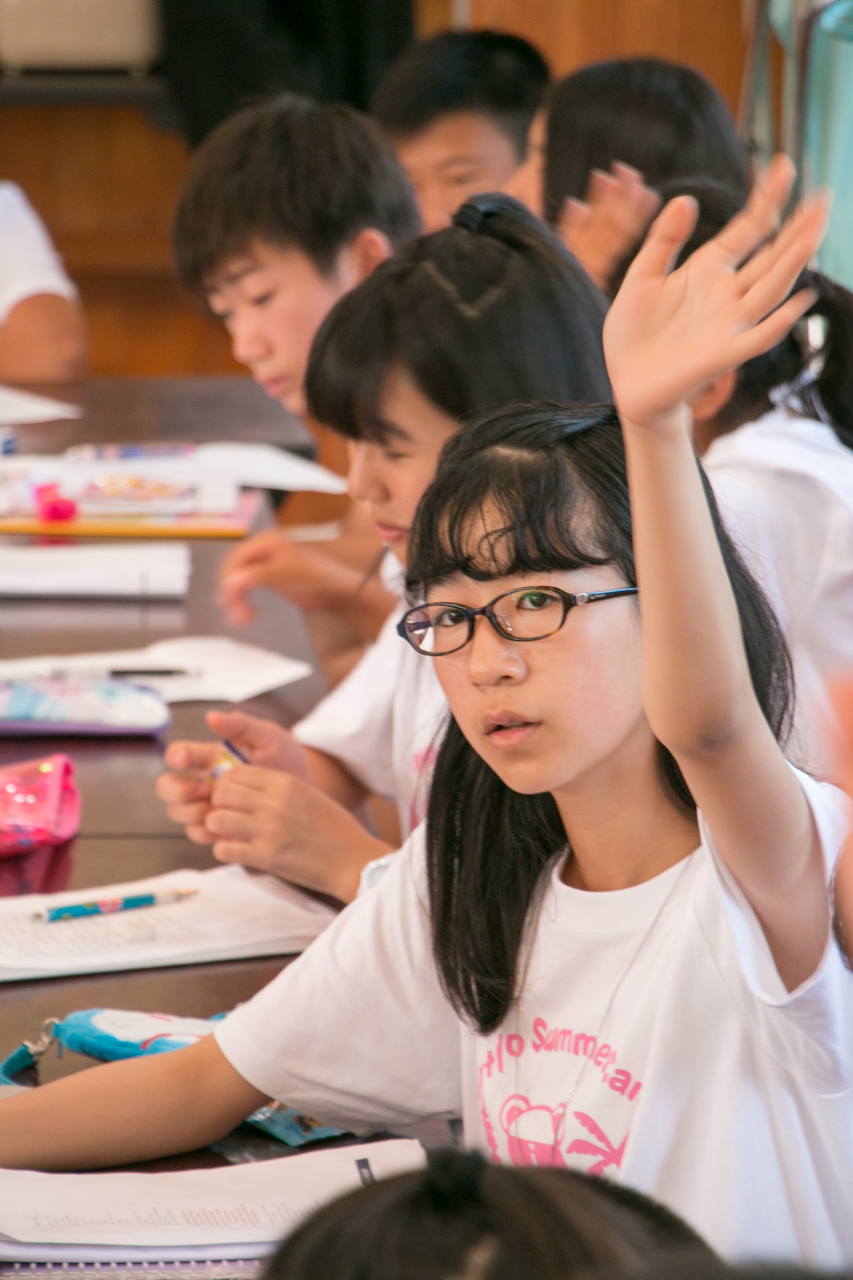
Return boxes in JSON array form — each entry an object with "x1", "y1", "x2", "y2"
[{"x1": 603, "y1": 155, "x2": 830, "y2": 429}]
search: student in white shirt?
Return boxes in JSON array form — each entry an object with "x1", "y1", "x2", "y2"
[
  {"x1": 0, "y1": 182, "x2": 86, "y2": 381},
  {"x1": 156, "y1": 194, "x2": 611, "y2": 900},
  {"x1": 2, "y1": 158, "x2": 849, "y2": 1267},
  {"x1": 634, "y1": 179, "x2": 853, "y2": 772}
]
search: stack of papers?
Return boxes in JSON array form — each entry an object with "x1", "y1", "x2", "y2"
[
  {"x1": 0, "y1": 636, "x2": 312, "y2": 702},
  {"x1": 0, "y1": 1139, "x2": 425, "y2": 1263},
  {"x1": 0, "y1": 442, "x2": 347, "y2": 519},
  {"x1": 0, "y1": 542, "x2": 191, "y2": 599},
  {"x1": 0, "y1": 865, "x2": 338, "y2": 981}
]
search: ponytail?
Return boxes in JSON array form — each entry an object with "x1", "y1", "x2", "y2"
[{"x1": 799, "y1": 272, "x2": 853, "y2": 450}]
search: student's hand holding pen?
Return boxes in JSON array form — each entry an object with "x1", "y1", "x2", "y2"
[
  {"x1": 203, "y1": 766, "x2": 392, "y2": 903},
  {"x1": 156, "y1": 710, "x2": 309, "y2": 844}
]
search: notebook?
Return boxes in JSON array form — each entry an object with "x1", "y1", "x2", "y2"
[
  {"x1": 0, "y1": 1138, "x2": 425, "y2": 1265},
  {"x1": 0, "y1": 543, "x2": 190, "y2": 599},
  {"x1": 0, "y1": 864, "x2": 338, "y2": 981}
]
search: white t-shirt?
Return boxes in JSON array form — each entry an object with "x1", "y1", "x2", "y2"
[
  {"x1": 293, "y1": 553, "x2": 448, "y2": 837},
  {"x1": 216, "y1": 766, "x2": 853, "y2": 1266},
  {"x1": 706, "y1": 407, "x2": 853, "y2": 770},
  {"x1": 0, "y1": 183, "x2": 77, "y2": 323}
]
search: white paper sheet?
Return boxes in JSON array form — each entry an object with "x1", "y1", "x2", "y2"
[
  {"x1": 0, "y1": 1140, "x2": 425, "y2": 1261},
  {"x1": 0, "y1": 384, "x2": 79, "y2": 425},
  {"x1": 0, "y1": 636, "x2": 312, "y2": 702},
  {"x1": 0, "y1": 542, "x2": 190, "y2": 598},
  {"x1": 0, "y1": 864, "x2": 337, "y2": 981}
]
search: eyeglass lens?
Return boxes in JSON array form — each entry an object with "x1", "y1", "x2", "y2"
[{"x1": 405, "y1": 587, "x2": 566, "y2": 654}]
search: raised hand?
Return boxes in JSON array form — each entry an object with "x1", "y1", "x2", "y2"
[
  {"x1": 559, "y1": 162, "x2": 662, "y2": 294},
  {"x1": 603, "y1": 155, "x2": 830, "y2": 431}
]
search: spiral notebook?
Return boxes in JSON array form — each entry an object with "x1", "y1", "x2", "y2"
[{"x1": 0, "y1": 1139, "x2": 425, "y2": 1270}]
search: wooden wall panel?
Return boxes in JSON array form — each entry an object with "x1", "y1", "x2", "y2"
[
  {"x1": 0, "y1": 3, "x2": 750, "y2": 379},
  {"x1": 419, "y1": 0, "x2": 749, "y2": 114}
]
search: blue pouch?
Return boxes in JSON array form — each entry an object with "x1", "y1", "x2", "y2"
[{"x1": 0, "y1": 1008, "x2": 344, "y2": 1148}]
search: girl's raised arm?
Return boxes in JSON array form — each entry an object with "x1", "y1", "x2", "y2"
[{"x1": 603, "y1": 156, "x2": 831, "y2": 991}]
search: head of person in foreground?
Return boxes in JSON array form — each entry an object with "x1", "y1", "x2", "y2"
[{"x1": 263, "y1": 1147, "x2": 715, "y2": 1280}]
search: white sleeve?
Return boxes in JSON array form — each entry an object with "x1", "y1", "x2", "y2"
[
  {"x1": 698, "y1": 767, "x2": 853, "y2": 1094},
  {"x1": 292, "y1": 606, "x2": 405, "y2": 801},
  {"x1": 214, "y1": 826, "x2": 462, "y2": 1131},
  {"x1": 0, "y1": 184, "x2": 77, "y2": 322}
]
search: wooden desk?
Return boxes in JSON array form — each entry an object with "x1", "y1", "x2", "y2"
[{"x1": 0, "y1": 377, "x2": 327, "y2": 1105}]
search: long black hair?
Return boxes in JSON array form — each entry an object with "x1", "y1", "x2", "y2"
[
  {"x1": 305, "y1": 193, "x2": 611, "y2": 438},
  {"x1": 614, "y1": 179, "x2": 853, "y2": 452},
  {"x1": 406, "y1": 403, "x2": 794, "y2": 1035},
  {"x1": 542, "y1": 58, "x2": 749, "y2": 228},
  {"x1": 264, "y1": 1148, "x2": 716, "y2": 1280}
]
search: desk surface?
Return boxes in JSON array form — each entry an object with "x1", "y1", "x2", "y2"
[{"x1": 0, "y1": 378, "x2": 326, "y2": 1118}]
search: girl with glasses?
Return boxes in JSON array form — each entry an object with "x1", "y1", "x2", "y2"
[{"x1": 2, "y1": 160, "x2": 851, "y2": 1268}]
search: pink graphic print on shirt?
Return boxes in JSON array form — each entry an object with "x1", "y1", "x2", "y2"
[{"x1": 478, "y1": 1022, "x2": 640, "y2": 1175}]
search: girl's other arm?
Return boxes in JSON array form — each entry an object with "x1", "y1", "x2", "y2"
[
  {"x1": 604, "y1": 157, "x2": 831, "y2": 990},
  {"x1": 0, "y1": 1035, "x2": 267, "y2": 1171}
]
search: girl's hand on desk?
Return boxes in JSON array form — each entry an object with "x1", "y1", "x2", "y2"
[
  {"x1": 204, "y1": 767, "x2": 392, "y2": 903},
  {"x1": 604, "y1": 154, "x2": 828, "y2": 433},
  {"x1": 156, "y1": 711, "x2": 308, "y2": 844}
]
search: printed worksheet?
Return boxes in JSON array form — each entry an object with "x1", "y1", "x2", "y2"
[
  {"x1": 0, "y1": 1139, "x2": 425, "y2": 1262},
  {"x1": 0, "y1": 865, "x2": 337, "y2": 980}
]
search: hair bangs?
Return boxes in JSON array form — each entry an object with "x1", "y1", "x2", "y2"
[{"x1": 408, "y1": 407, "x2": 634, "y2": 596}]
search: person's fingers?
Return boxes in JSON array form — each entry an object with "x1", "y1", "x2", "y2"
[
  {"x1": 737, "y1": 204, "x2": 828, "y2": 327},
  {"x1": 621, "y1": 195, "x2": 699, "y2": 283},
  {"x1": 708, "y1": 154, "x2": 795, "y2": 268},
  {"x1": 732, "y1": 192, "x2": 824, "y2": 317},
  {"x1": 205, "y1": 806, "x2": 258, "y2": 838},
  {"x1": 165, "y1": 799, "x2": 212, "y2": 826},
  {"x1": 206, "y1": 710, "x2": 282, "y2": 755},
  {"x1": 212, "y1": 840, "x2": 255, "y2": 865},
  {"x1": 155, "y1": 772, "x2": 212, "y2": 803},
  {"x1": 162, "y1": 740, "x2": 219, "y2": 771},
  {"x1": 727, "y1": 288, "x2": 817, "y2": 367},
  {"x1": 587, "y1": 168, "x2": 621, "y2": 204},
  {"x1": 561, "y1": 196, "x2": 591, "y2": 231},
  {"x1": 211, "y1": 768, "x2": 282, "y2": 809},
  {"x1": 222, "y1": 597, "x2": 256, "y2": 627},
  {"x1": 219, "y1": 530, "x2": 285, "y2": 579},
  {"x1": 185, "y1": 823, "x2": 216, "y2": 846},
  {"x1": 611, "y1": 161, "x2": 644, "y2": 184}
]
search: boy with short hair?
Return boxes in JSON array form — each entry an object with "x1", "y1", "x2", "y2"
[
  {"x1": 173, "y1": 94, "x2": 420, "y2": 677},
  {"x1": 173, "y1": 93, "x2": 420, "y2": 420},
  {"x1": 372, "y1": 30, "x2": 549, "y2": 232}
]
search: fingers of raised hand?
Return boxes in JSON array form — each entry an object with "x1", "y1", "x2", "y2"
[
  {"x1": 735, "y1": 196, "x2": 828, "y2": 325},
  {"x1": 725, "y1": 288, "x2": 817, "y2": 367},
  {"x1": 708, "y1": 155, "x2": 795, "y2": 269},
  {"x1": 623, "y1": 194, "x2": 700, "y2": 283}
]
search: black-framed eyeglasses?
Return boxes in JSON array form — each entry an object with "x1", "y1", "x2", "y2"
[{"x1": 397, "y1": 585, "x2": 638, "y2": 656}]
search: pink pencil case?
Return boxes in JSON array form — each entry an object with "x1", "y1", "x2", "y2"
[{"x1": 0, "y1": 753, "x2": 80, "y2": 856}]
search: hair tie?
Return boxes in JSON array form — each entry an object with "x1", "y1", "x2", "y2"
[
  {"x1": 452, "y1": 192, "x2": 518, "y2": 234},
  {"x1": 423, "y1": 1149, "x2": 486, "y2": 1209}
]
